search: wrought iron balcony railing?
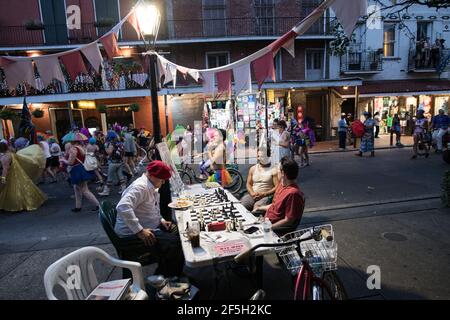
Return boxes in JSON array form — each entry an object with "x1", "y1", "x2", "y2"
[
  {"x1": 0, "y1": 16, "x2": 337, "y2": 47},
  {"x1": 407, "y1": 44, "x2": 450, "y2": 73},
  {"x1": 340, "y1": 49, "x2": 383, "y2": 73}
]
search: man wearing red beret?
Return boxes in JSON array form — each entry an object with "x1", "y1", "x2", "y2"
[{"x1": 115, "y1": 160, "x2": 184, "y2": 276}]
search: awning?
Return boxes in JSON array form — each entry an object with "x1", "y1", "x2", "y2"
[{"x1": 335, "y1": 79, "x2": 450, "y2": 98}]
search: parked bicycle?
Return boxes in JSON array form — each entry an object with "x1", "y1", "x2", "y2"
[
  {"x1": 177, "y1": 157, "x2": 244, "y2": 195},
  {"x1": 235, "y1": 224, "x2": 347, "y2": 300}
]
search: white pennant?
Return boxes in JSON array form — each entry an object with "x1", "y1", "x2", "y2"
[
  {"x1": 33, "y1": 55, "x2": 66, "y2": 87},
  {"x1": 80, "y1": 43, "x2": 103, "y2": 73},
  {"x1": 201, "y1": 71, "x2": 215, "y2": 94},
  {"x1": 232, "y1": 63, "x2": 252, "y2": 95}
]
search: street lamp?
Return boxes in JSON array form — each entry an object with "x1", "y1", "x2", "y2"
[{"x1": 137, "y1": 2, "x2": 162, "y2": 143}]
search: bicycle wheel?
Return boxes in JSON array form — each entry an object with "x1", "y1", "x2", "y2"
[
  {"x1": 178, "y1": 170, "x2": 193, "y2": 185},
  {"x1": 319, "y1": 271, "x2": 348, "y2": 300},
  {"x1": 224, "y1": 168, "x2": 243, "y2": 195}
]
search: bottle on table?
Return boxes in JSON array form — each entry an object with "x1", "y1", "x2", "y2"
[{"x1": 263, "y1": 218, "x2": 272, "y2": 242}]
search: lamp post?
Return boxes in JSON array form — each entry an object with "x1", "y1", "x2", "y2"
[{"x1": 137, "y1": 3, "x2": 162, "y2": 143}]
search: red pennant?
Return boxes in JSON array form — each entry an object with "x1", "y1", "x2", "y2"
[
  {"x1": 269, "y1": 30, "x2": 297, "y2": 53},
  {"x1": 252, "y1": 52, "x2": 276, "y2": 89},
  {"x1": 0, "y1": 56, "x2": 13, "y2": 67},
  {"x1": 60, "y1": 51, "x2": 88, "y2": 81},
  {"x1": 99, "y1": 32, "x2": 121, "y2": 60},
  {"x1": 216, "y1": 70, "x2": 232, "y2": 94},
  {"x1": 128, "y1": 12, "x2": 141, "y2": 38}
]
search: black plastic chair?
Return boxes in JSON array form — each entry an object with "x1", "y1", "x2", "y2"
[{"x1": 98, "y1": 201, "x2": 157, "y2": 278}]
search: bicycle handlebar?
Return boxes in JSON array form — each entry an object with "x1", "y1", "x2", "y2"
[{"x1": 234, "y1": 228, "x2": 332, "y2": 264}]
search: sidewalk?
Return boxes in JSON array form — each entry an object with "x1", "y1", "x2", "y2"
[{"x1": 310, "y1": 134, "x2": 413, "y2": 154}]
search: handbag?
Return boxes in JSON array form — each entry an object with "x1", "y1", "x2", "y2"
[{"x1": 83, "y1": 152, "x2": 99, "y2": 171}]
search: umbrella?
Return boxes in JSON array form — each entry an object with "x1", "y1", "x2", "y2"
[{"x1": 62, "y1": 132, "x2": 88, "y2": 143}]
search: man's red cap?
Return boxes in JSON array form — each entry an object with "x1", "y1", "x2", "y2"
[{"x1": 146, "y1": 161, "x2": 172, "y2": 180}]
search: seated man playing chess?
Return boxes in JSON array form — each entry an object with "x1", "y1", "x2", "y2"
[
  {"x1": 252, "y1": 157, "x2": 305, "y2": 235},
  {"x1": 115, "y1": 161, "x2": 184, "y2": 277}
]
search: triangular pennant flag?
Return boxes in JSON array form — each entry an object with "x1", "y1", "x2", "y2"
[
  {"x1": 282, "y1": 37, "x2": 296, "y2": 58},
  {"x1": 216, "y1": 70, "x2": 232, "y2": 95},
  {"x1": 127, "y1": 12, "x2": 141, "y2": 38},
  {"x1": 0, "y1": 57, "x2": 13, "y2": 67},
  {"x1": 60, "y1": 51, "x2": 88, "y2": 81},
  {"x1": 331, "y1": 0, "x2": 367, "y2": 36},
  {"x1": 176, "y1": 65, "x2": 189, "y2": 79},
  {"x1": 252, "y1": 52, "x2": 276, "y2": 89},
  {"x1": 187, "y1": 69, "x2": 201, "y2": 82},
  {"x1": 201, "y1": 71, "x2": 215, "y2": 94},
  {"x1": 232, "y1": 63, "x2": 252, "y2": 94},
  {"x1": 163, "y1": 62, "x2": 178, "y2": 88},
  {"x1": 270, "y1": 30, "x2": 297, "y2": 55},
  {"x1": 33, "y1": 55, "x2": 66, "y2": 87},
  {"x1": 2, "y1": 58, "x2": 36, "y2": 90},
  {"x1": 80, "y1": 43, "x2": 103, "y2": 73},
  {"x1": 99, "y1": 32, "x2": 121, "y2": 60}
]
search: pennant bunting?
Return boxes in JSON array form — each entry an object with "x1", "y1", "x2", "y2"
[
  {"x1": 269, "y1": 30, "x2": 297, "y2": 55},
  {"x1": 99, "y1": 32, "x2": 121, "y2": 60},
  {"x1": 201, "y1": 71, "x2": 215, "y2": 94},
  {"x1": 252, "y1": 52, "x2": 276, "y2": 89},
  {"x1": 232, "y1": 63, "x2": 252, "y2": 94},
  {"x1": 187, "y1": 69, "x2": 201, "y2": 82},
  {"x1": 216, "y1": 70, "x2": 232, "y2": 95},
  {"x1": 2, "y1": 58, "x2": 36, "y2": 90},
  {"x1": 60, "y1": 51, "x2": 88, "y2": 81},
  {"x1": 127, "y1": 12, "x2": 141, "y2": 38},
  {"x1": 80, "y1": 42, "x2": 103, "y2": 73},
  {"x1": 33, "y1": 55, "x2": 66, "y2": 87},
  {"x1": 331, "y1": 0, "x2": 367, "y2": 36}
]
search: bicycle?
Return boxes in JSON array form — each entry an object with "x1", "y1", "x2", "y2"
[
  {"x1": 177, "y1": 157, "x2": 244, "y2": 195},
  {"x1": 235, "y1": 224, "x2": 347, "y2": 300},
  {"x1": 415, "y1": 132, "x2": 431, "y2": 157}
]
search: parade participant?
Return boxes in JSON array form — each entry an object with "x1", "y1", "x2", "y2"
[
  {"x1": 252, "y1": 157, "x2": 305, "y2": 235},
  {"x1": 38, "y1": 135, "x2": 57, "y2": 184},
  {"x1": 60, "y1": 136, "x2": 99, "y2": 212},
  {"x1": 98, "y1": 131, "x2": 127, "y2": 196},
  {"x1": 48, "y1": 137, "x2": 62, "y2": 182},
  {"x1": 115, "y1": 161, "x2": 184, "y2": 277},
  {"x1": 241, "y1": 149, "x2": 279, "y2": 212},
  {"x1": 356, "y1": 112, "x2": 376, "y2": 157},
  {"x1": 86, "y1": 137, "x2": 104, "y2": 186},
  {"x1": 431, "y1": 109, "x2": 449, "y2": 153},
  {"x1": 272, "y1": 120, "x2": 291, "y2": 164},
  {"x1": 0, "y1": 141, "x2": 47, "y2": 212},
  {"x1": 207, "y1": 129, "x2": 232, "y2": 187},
  {"x1": 411, "y1": 109, "x2": 430, "y2": 159},
  {"x1": 123, "y1": 130, "x2": 138, "y2": 175}
]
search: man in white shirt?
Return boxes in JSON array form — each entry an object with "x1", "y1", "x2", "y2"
[
  {"x1": 38, "y1": 136, "x2": 57, "y2": 183},
  {"x1": 115, "y1": 160, "x2": 184, "y2": 277}
]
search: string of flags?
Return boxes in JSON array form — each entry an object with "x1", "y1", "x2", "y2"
[{"x1": 0, "y1": 0, "x2": 367, "y2": 96}]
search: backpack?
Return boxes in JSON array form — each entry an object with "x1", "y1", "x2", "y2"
[{"x1": 351, "y1": 120, "x2": 365, "y2": 138}]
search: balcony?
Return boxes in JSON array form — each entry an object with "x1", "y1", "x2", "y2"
[
  {"x1": 0, "y1": 16, "x2": 337, "y2": 48},
  {"x1": 0, "y1": 60, "x2": 149, "y2": 100},
  {"x1": 340, "y1": 49, "x2": 383, "y2": 74},
  {"x1": 408, "y1": 45, "x2": 450, "y2": 73}
]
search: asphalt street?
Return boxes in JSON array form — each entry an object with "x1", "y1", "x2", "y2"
[{"x1": 0, "y1": 147, "x2": 448, "y2": 300}]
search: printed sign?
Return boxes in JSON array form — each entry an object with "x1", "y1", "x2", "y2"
[{"x1": 213, "y1": 240, "x2": 249, "y2": 258}]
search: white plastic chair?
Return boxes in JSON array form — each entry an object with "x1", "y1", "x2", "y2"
[{"x1": 44, "y1": 246, "x2": 148, "y2": 300}]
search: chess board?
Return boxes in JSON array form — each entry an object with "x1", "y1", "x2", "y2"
[
  {"x1": 190, "y1": 188, "x2": 232, "y2": 208},
  {"x1": 189, "y1": 205, "x2": 245, "y2": 225}
]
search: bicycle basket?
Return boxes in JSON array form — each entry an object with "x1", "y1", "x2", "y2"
[{"x1": 275, "y1": 224, "x2": 337, "y2": 275}]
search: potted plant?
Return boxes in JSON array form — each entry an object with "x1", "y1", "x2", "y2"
[
  {"x1": 94, "y1": 18, "x2": 115, "y2": 28},
  {"x1": 32, "y1": 109, "x2": 44, "y2": 118},
  {"x1": 24, "y1": 19, "x2": 44, "y2": 30},
  {"x1": 0, "y1": 108, "x2": 17, "y2": 120},
  {"x1": 129, "y1": 103, "x2": 140, "y2": 113},
  {"x1": 97, "y1": 104, "x2": 107, "y2": 113}
]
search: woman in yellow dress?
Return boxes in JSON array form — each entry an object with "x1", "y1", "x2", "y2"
[{"x1": 0, "y1": 141, "x2": 47, "y2": 212}]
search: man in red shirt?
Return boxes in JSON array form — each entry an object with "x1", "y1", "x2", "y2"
[{"x1": 253, "y1": 156, "x2": 305, "y2": 234}]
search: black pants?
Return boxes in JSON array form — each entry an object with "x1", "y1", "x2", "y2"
[
  {"x1": 375, "y1": 126, "x2": 380, "y2": 138},
  {"x1": 339, "y1": 131, "x2": 347, "y2": 149},
  {"x1": 151, "y1": 225, "x2": 185, "y2": 277}
]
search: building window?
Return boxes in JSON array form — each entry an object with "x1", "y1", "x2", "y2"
[
  {"x1": 417, "y1": 21, "x2": 432, "y2": 41},
  {"x1": 275, "y1": 51, "x2": 282, "y2": 81},
  {"x1": 206, "y1": 52, "x2": 229, "y2": 68},
  {"x1": 254, "y1": 0, "x2": 275, "y2": 36},
  {"x1": 203, "y1": 0, "x2": 226, "y2": 37},
  {"x1": 306, "y1": 49, "x2": 323, "y2": 80},
  {"x1": 301, "y1": 0, "x2": 323, "y2": 34},
  {"x1": 383, "y1": 23, "x2": 396, "y2": 57}
]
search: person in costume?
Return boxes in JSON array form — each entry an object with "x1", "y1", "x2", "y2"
[
  {"x1": 207, "y1": 129, "x2": 232, "y2": 187},
  {"x1": 0, "y1": 141, "x2": 47, "y2": 212}
]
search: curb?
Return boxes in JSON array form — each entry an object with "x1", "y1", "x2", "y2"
[
  {"x1": 304, "y1": 194, "x2": 440, "y2": 213},
  {"x1": 309, "y1": 145, "x2": 413, "y2": 155}
]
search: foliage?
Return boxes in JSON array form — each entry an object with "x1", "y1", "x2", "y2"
[
  {"x1": 31, "y1": 109, "x2": 44, "y2": 118},
  {"x1": 0, "y1": 108, "x2": 17, "y2": 120},
  {"x1": 97, "y1": 104, "x2": 107, "y2": 113},
  {"x1": 129, "y1": 103, "x2": 140, "y2": 112},
  {"x1": 330, "y1": 23, "x2": 351, "y2": 56}
]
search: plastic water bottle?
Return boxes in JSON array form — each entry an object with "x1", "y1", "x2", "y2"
[{"x1": 263, "y1": 218, "x2": 272, "y2": 242}]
